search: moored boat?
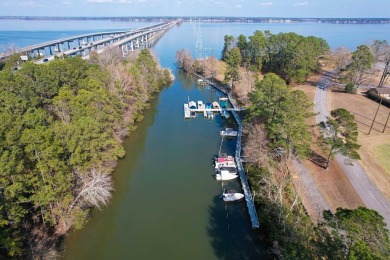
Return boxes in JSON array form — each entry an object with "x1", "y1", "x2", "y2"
[
  {"x1": 220, "y1": 190, "x2": 244, "y2": 202},
  {"x1": 214, "y1": 153, "x2": 236, "y2": 169},
  {"x1": 215, "y1": 166, "x2": 238, "y2": 181},
  {"x1": 220, "y1": 128, "x2": 238, "y2": 137},
  {"x1": 188, "y1": 101, "x2": 197, "y2": 109}
]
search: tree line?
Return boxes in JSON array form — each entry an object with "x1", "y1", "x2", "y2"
[
  {"x1": 0, "y1": 48, "x2": 172, "y2": 258},
  {"x1": 222, "y1": 31, "x2": 330, "y2": 84},
  {"x1": 325, "y1": 40, "x2": 390, "y2": 92}
]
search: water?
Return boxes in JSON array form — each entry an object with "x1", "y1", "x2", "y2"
[
  {"x1": 2, "y1": 20, "x2": 390, "y2": 52},
  {"x1": 2, "y1": 20, "x2": 390, "y2": 259}
]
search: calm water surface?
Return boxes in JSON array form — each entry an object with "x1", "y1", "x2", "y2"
[{"x1": 2, "y1": 20, "x2": 389, "y2": 259}]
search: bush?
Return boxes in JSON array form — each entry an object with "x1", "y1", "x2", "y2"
[{"x1": 345, "y1": 83, "x2": 356, "y2": 93}]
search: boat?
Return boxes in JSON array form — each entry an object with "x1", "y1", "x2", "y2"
[
  {"x1": 197, "y1": 79, "x2": 207, "y2": 85},
  {"x1": 212, "y1": 101, "x2": 220, "y2": 109},
  {"x1": 188, "y1": 101, "x2": 197, "y2": 109},
  {"x1": 207, "y1": 111, "x2": 214, "y2": 119},
  {"x1": 197, "y1": 100, "x2": 204, "y2": 109},
  {"x1": 190, "y1": 111, "x2": 196, "y2": 118},
  {"x1": 220, "y1": 190, "x2": 244, "y2": 202},
  {"x1": 220, "y1": 128, "x2": 238, "y2": 137},
  {"x1": 206, "y1": 102, "x2": 212, "y2": 109},
  {"x1": 215, "y1": 166, "x2": 238, "y2": 181},
  {"x1": 219, "y1": 96, "x2": 229, "y2": 101},
  {"x1": 214, "y1": 153, "x2": 236, "y2": 169},
  {"x1": 215, "y1": 170, "x2": 238, "y2": 181},
  {"x1": 221, "y1": 110, "x2": 230, "y2": 118}
]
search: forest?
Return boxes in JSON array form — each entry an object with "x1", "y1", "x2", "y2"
[
  {"x1": 222, "y1": 30, "x2": 329, "y2": 84},
  {"x1": 0, "y1": 48, "x2": 173, "y2": 258}
]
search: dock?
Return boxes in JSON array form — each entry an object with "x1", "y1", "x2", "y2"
[
  {"x1": 184, "y1": 103, "x2": 190, "y2": 118},
  {"x1": 193, "y1": 73, "x2": 260, "y2": 229}
]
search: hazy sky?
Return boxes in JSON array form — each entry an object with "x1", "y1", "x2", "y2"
[{"x1": 1, "y1": 0, "x2": 389, "y2": 18}]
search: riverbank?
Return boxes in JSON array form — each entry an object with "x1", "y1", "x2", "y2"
[{"x1": 0, "y1": 49, "x2": 173, "y2": 258}]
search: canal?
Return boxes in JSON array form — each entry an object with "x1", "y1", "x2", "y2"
[{"x1": 64, "y1": 23, "x2": 266, "y2": 259}]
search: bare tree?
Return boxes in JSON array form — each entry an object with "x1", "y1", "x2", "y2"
[
  {"x1": 203, "y1": 56, "x2": 217, "y2": 79},
  {"x1": 325, "y1": 47, "x2": 352, "y2": 76},
  {"x1": 68, "y1": 168, "x2": 113, "y2": 214},
  {"x1": 175, "y1": 49, "x2": 193, "y2": 72}
]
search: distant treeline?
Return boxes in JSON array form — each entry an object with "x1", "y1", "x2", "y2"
[{"x1": 1, "y1": 16, "x2": 390, "y2": 24}]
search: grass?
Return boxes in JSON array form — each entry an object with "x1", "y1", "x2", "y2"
[{"x1": 375, "y1": 144, "x2": 390, "y2": 176}]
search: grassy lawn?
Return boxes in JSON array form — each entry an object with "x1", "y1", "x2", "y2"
[{"x1": 375, "y1": 144, "x2": 390, "y2": 176}]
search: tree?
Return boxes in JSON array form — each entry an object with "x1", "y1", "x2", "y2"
[
  {"x1": 236, "y1": 34, "x2": 248, "y2": 65},
  {"x1": 248, "y1": 30, "x2": 267, "y2": 70},
  {"x1": 319, "y1": 108, "x2": 360, "y2": 169},
  {"x1": 325, "y1": 47, "x2": 352, "y2": 76},
  {"x1": 267, "y1": 90, "x2": 314, "y2": 158},
  {"x1": 344, "y1": 45, "x2": 374, "y2": 88},
  {"x1": 175, "y1": 49, "x2": 193, "y2": 72},
  {"x1": 248, "y1": 73, "x2": 289, "y2": 123},
  {"x1": 248, "y1": 73, "x2": 313, "y2": 158},
  {"x1": 223, "y1": 47, "x2": 242, "y2": 89},
  {"x1": 322, "y1": 207, "x2": 390, "y2": 259},
  {"x1": 221, "y1": 35, "x2": 235, "y2": 61},
  {"x1": 371, "y1": 40, "x2": 390, "y2": 87}
]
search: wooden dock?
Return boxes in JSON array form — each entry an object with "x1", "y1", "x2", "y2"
[{"x1": 193, "y1": 73, "x2": 260, "y2": 229}]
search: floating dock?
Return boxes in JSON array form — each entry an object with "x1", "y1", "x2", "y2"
[
  {"x1": 184, "y1": 103, "x2": 190, "y2": 118},
  {"x1": 193, "y1": 73, "x2": 260, "y2": 229}
]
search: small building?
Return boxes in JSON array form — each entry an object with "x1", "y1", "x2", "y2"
[
  {"x1": 369, "y1": 87, "x2": 390, "y2": 99},
  {"x1": 20, "y1": 55, "x2": 28, "y2": 62}
]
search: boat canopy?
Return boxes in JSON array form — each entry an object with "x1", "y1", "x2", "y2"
[{"x1": 189, "y1": 101, "x2": 197, "y2": 109}]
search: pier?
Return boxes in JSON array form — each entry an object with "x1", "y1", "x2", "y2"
[{"x1": 192, "y1": 74, "x2": 260, "y2": 229}]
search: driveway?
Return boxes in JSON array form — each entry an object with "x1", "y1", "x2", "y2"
[{"x1": 314, "y1": 71, "x2": 390, "y2": 228}]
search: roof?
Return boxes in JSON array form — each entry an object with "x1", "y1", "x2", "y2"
[{"x1": 371, "y1": 87, "x2": 390, "y2": 94}]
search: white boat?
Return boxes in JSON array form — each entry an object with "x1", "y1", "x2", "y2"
[
  {"x1": 215, "y1": 167, "x2": 238, "y2": 181},
  {"x1": 220, "y1": 128, "x2": 238, "y2": 137},
  {"x1": 197, "y1": 100, "x2": 204, "y2": 109},
  {"x1": 219, "y1": 96, "x2": 229, "y2": 101},
  {"x1": 188, "y1": 101, "x2": 197, "y2": 109},
  {"x1": 220, "y1": 190, "x2": 244, "y2": 202},
  {"x1": 212, "y1": 101, "x2": 220, "y2": 109},
  {"x1": 214, "y1": 153, "x2": 236, "y2": 169},
  {"x1": 215, "y1": 172, "x2": 238, "y2": 181}
]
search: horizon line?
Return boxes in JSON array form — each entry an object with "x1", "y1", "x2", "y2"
[{"x1": 1, "y1": 15, "x2": 390, "y2": 20}]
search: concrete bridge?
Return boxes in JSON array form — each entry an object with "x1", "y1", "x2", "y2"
[{"x1": 1, "y1": 19, "x2": 181, "y2": 62}]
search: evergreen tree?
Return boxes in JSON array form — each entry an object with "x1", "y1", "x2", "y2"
[{"x1": 319, "y1": 108, "x2": 360, "y2": 168}]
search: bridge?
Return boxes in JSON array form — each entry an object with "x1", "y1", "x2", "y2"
[{"x1": 0, "y1": 19, "x2": 181, "y2": 62}]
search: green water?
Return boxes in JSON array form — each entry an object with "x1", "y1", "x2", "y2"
[{"x1": 64, "y1": 24, "x2": 266, "y2": 259}]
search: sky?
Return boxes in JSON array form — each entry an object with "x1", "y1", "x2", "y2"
[{"x1": 0, "y1": 0, "x2": 389, "y2": 18}]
